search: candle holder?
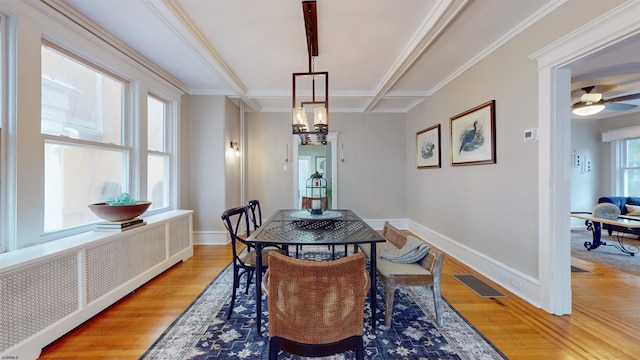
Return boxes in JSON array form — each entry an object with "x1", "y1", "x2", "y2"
[
  {"x1": 304, "y1": 171, "x2": 327, "y2": 215},
  {"x1": 311, "y1": 199, "x2": 323, "y2": 215}
]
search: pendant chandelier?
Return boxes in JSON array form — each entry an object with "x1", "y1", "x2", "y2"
[{"x1": 292, "y1": 0, "x2": 328, "y2": 145}]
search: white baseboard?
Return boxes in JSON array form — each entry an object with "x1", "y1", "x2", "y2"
[
  {"x1": 364, "y1": 218, "x2": 408, "y2": 231},
  {"x1": 194, "y1": 230, "x2": 229, "y2": 245},
  {"x1": 407, "y1": 220, "x2": 542, "y2": 309}
]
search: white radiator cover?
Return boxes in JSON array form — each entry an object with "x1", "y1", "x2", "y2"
[{"x1": 0, "y1": 210, "x2": 193, "y2": 359}]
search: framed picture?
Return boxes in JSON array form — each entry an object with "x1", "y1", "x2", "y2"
[
  {"x1": 315, "y1": 156, "x2": 326, "y2": 174},
  {"x1": 450, "y1": 100, "x2": 496, "y2": 166},
  {"x1": 416, "y1": 124, "x2": 441, "y2": 168}
]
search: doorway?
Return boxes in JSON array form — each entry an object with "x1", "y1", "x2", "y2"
[
  {"x1": 531, "y1": 2, "x2": 640, "y2": 314},
  {"x1": 291, "y1": 132, "x2": 339, "y2": 209},
  {"x1": 298, "y1": 156, "x2": 310, "y2": 208},
  {"x1": 297, "y1": 145, "x2": 332, "y2": 208}
]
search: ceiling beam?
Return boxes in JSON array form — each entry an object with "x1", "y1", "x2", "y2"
[
  {"x1": 302, "y1": 0, "x2": 319, "y2": 64},
  {"x1": 362, "y1": 0, "x2": 467, "y2": 112},
  {"x1": 147, "y1": 0, "x2": 262, "y2": 112}
]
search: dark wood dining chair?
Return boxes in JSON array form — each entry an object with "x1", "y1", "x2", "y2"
[
  {"x1": 221, "y1": 205, "x2": 282, "y2": 319},
  {"x1": 246, "y1": 199, "x2": 288, "y2": 255},
  {"x1": 262, "y1": 251, "x2": 370, "y2": 359},
  {"x1": 246, "y1": 199, "x2": 262, "y2": 231}
]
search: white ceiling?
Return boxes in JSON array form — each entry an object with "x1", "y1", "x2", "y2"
[{"x1": 59, "y1": 0, "x2": 640, "y2": 118}]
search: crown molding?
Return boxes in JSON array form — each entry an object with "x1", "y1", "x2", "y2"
[
  {"x1": 39, "y1": 0, "x2": 188, "y2": 93},
  {"x1": 530, "y1": 0, "x2": 640, "y2": 68},
  {"x1": 147, "y1": 0, "x2": 262, "y2": 112}
]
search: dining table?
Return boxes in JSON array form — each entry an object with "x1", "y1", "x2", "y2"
[{"x1": 245, "y1": 209, "x2": 386, "y2": 335}]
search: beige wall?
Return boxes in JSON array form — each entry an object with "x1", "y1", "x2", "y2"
[
  {"x1": 244, "y1": 112, "x2": 303, "y2": 218},
  {"x1": 187, "y1": 96, "x2": 226, "y2": 232},
  {"x1": 571, "y1": 118, "x2": 601, "y2": 213},
  {"x1": 186, "y1": 96, "x2": 242, "y2": 237},
  {"x1": 245, "y1": 112, "x2": 407, "y2": 220},
  {"x1": 405, "y1": 0, "x2": 622, "y2": 278},
  {"x1": 332, "y1": 113, "x2": 407, "y2": 219},
  {"x1": 224, "y1": 97, "x2": 241, "y2": 211}
]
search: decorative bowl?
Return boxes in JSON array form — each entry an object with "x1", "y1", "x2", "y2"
[{"x1": 88, "y1": 201, "x2": 152, "y2": 222}]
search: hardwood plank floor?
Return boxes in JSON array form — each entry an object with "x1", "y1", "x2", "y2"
[{"x1": 39, "y1": 244, "x2": 640, "y2": 359}]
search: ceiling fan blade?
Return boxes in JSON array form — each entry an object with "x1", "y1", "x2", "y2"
[
  {"x1": 605, "y1": 92, "x2": 640, "y2": 103},
  {"x1": 605, "y1": 102, "x2": 637, "y2": 111}
]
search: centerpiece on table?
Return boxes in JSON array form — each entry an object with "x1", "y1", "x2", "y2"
[{"x1": 306, "y1": 172, "x2": 326, "y2": 215}]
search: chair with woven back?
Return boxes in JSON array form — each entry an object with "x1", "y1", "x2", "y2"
[
  {"x1": 262, "y1": 251, "x2": 370, "y2": 360},
  {"x1": 221, "y1": 205, "x2": 282, "y2": 320}
]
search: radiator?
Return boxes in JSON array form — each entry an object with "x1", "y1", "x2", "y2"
[
  {"x1": 0, "y1": 210, "x2": 193, "y2": 359},
  {"x1": 0, "y1": 253, "x2": 78, "y2": 353}
]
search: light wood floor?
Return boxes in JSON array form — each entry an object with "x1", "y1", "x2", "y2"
[{"x1": 39, "y1": 244, "x2": 640, "y2": 359}]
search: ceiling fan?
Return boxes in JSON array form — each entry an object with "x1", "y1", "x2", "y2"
[{"x1": 572, "y1": 85, "x2": 640, "y2": 116}]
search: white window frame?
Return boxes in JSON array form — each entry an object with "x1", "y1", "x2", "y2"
[
  {"x1": 603, "y1": 126, "x2": 640, "y2": 196},
  {"x1": 0, "y1": 2, "x2": 182, "y2": 252},
  {"x1": 616, "y1": 138, "x2": 640, "y2": 197},
  {"x1": 40, "y1": 42, "x2": 134, "y2": 237},
  {"x1": 147, "y1": 92, "x2": 173, "y2": 211}
]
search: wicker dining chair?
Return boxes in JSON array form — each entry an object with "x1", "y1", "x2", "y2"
[{"x1": 262, "y1": 251, "x2": 370, "y2": 360}]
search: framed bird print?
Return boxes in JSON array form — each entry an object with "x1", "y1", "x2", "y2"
[
  {"x1": 416, "y1": 124, "x2": 441, "y2": 168},
  {"x1": 450, "y1": 100, "x2": 496, "y2": 166}
]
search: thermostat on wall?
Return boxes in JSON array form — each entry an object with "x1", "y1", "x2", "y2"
[{"x1": 524, "y1": 128, "x2": 538, "y2": 142}]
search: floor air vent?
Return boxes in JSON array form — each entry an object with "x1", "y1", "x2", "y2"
[{"x1": 452, "y1": 274, "x2": 506, "y2": 298}]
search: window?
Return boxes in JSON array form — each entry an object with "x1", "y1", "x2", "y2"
[
  {"x1": 41, "y1": 46, "x2": 123, "y2": 143},
  {"x1": 42, "y1": 43, "x2": 129, "y2": 232},
  {"x1": 620, "y1": 138, "x2": 640, "y2": 196},
  {"x1": 147, "y1": 95, "x2": 170, "y2": 210},
  {"x1": 0, "y1": 12, "x2": 181, "y2": 252}
]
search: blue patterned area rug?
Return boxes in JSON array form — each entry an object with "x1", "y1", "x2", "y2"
[{"x1": 141, "y1": 247, "x2": 506, "y2": 360}]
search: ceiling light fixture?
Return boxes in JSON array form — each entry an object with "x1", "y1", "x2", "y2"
[
  {"x1": 292, "y1": 0, "x2": 328, "y2": 145},
  {"x1": 572, "y1": 100, "x2": 605, "y2": 116},
  {"x1": 572, "y1": 88, "x2": 606, "y2": 116}
]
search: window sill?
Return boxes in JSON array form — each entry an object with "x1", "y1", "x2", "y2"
[{"x1": 0, "y1": 209, "x2": 192, "y2": 272}]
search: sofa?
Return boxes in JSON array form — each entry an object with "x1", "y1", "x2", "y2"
[{"x1": 597, "y1": 196, "x2": 640, "y2": 236}]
